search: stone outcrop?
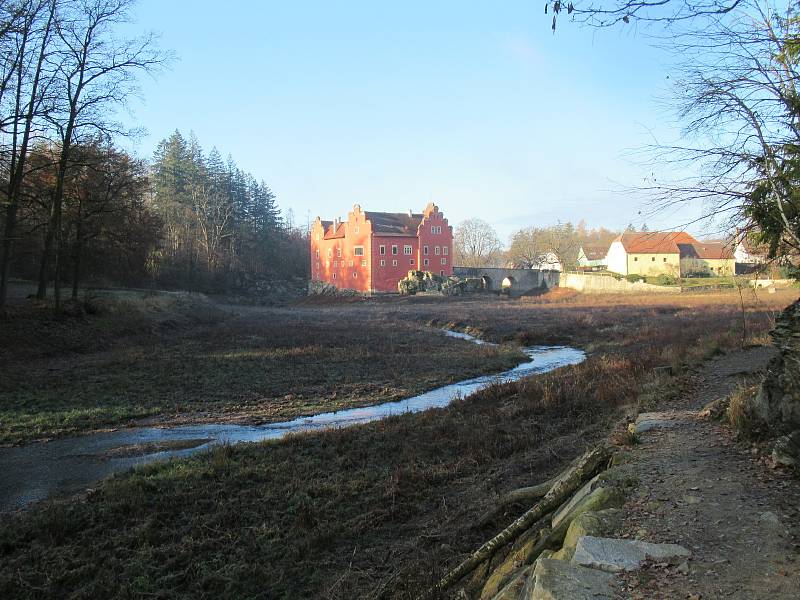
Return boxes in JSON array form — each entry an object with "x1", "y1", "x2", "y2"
[
  {"x1": 397, "y1": 270, "x2": 466, "y2": 295},
  {"x1": 572, "y1": 536, "x2": 691, "y2": 573},
  {"x1": 523, "y1": 559, "x2": 614, "y2": 600},
  {"x1": 754, "y1": 299, "x2": 800, "y2": 431}
]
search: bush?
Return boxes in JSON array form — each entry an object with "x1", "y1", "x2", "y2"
[
  {"x1": 653, "y1": 274, "x2": 678, "y2": 286},
  {"x1": 625, "y1": 274, "x2": 643, "y2": 283}
]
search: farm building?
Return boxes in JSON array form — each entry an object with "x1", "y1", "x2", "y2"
[
  {"x1": 606, "y1": 231, "x2": 735, "y2": 277},
  {"x1": 577, "y1": 244, "x2": 608, "y2": 270},
  {"x1": 310, "y1": 202, "x2": 453, "y2": 293}
]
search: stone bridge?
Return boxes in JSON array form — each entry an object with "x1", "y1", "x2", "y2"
[{"x1": 453, "y1": 267, "x2": 560, "y2": 297}]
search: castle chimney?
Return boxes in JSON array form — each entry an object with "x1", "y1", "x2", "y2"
[{"x1": 408, "y1": 209, "x2": 412, "y2": 218}]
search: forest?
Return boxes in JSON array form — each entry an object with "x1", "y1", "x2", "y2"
[{"x1": 0, "y1": 1, "x2": 307, "y2": 308}]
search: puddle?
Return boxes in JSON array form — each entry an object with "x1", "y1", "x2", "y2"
[{"x1": 0, "y1": 330, "x2": 585, "y2": 512}]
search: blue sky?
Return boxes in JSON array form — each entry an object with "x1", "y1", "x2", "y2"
[{"x1": 120, "y1": 0, "x2": 702, "y2": 241}]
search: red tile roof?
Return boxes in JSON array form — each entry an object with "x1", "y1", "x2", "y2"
[
  {"x1": 616, "y1": 231, "x2": 698, "y2": 254},
  {"x1": 365, "y1": 211, "x2": 423, "y2": 236},
  {"x1": 678, "y1": 242, "x2": 734, "y2": 260},
  {"x1": 580, "y1": 244, "x2": 608, "y2": 260}
]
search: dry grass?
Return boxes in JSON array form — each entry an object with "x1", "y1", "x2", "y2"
[
  {"x1": 727, "y1": 383, "x2": 762, "y2": 438},
  {"x1": 0, "y1": 288, "x2": 796, "y2": 599}
]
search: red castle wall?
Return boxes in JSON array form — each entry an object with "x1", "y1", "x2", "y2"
[{"x1": 311, "y1": 202, "x2": 452, "y2": 294}]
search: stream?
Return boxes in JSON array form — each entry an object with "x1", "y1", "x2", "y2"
[{"x1": 0, "y1": 330, "x2": 585, "y2": 513}]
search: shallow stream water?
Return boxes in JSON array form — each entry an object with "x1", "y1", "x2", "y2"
[{"x1": 0, "y1": 330, "x2": 585, "y2": 512}]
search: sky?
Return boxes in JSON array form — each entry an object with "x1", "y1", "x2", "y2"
[{"x1": 117, "y1": 0, "x2": 707, "y2": 242}]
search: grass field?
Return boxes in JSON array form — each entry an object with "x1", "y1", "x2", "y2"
[{"x1": 1, "y1": 288, "x2": 796, "y2": 599}]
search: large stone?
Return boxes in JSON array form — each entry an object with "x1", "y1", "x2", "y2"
[
  {"x1": 523, "y1": 558, "x2": 614, "y2": 600},
  {"x1": 552, "y1": 509, "x2": 622, "y2": 561},
  {"x1": 572, "y1": 536, "x2": 691, "y2": 573},
  {"x1": 754, "y1": 299, "x2": 800, "y2": 431},
  {"x1": 547, "y1": 487, "x2": 626, "y2": 550},
  {"x1": 480, "y1": 525, "x2": 542, "y2": 599},
  {"x1": 772, "y1": 430, "x2": 800, "y2": 467},
  {"x1": 552, "y1": 474, "x2": 601, "y2": 529},
  {"x1": 490, "y1": 566, "x2": 531, "y2": 600},
  {"x1": 628, "y1": 412, "x2": 680, "y2": 434}
]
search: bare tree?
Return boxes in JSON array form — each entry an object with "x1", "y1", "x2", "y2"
[
  {"x1": 508, "y1": 223, "x2": 581, "y2": 269},
  {"x1": 35, "y1": 0, "x2": 165, "y2": 310},
  {"x1": 0, "y1": 0, "x2": 57, "y2": 307},
  {"x1": 547, "y1": 0, "x2": 744, "y2": 30},
  {"x1": 639, "y1": 1, "x2": 800, "y2": 259},
  {"x1": 453, "y1": 218, "x2": 503, "y2": 267}
]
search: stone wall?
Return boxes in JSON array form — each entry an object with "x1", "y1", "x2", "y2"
[
  {"x1": 754, "y1": 299, "x2": 800, "y2": 432},
  {"x1": 559, "y1": 273, "x2": 681, "y2": 294}
]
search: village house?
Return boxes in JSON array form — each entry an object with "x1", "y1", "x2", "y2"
[
  {"x1": 310, "y1": 202, "x2": 454, "y2": 293},
  {"x1": 576, "y1": 244, "x2": 608, "y2": 270},
  {"x1": 606, "y1": 231, "x2": 735, "y2": 277}
]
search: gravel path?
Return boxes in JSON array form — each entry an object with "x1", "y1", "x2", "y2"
[{"x1": 614, "y1": 346, "x2": 800, "y2": 599}]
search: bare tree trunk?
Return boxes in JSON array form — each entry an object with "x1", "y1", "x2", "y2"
[
  {"x1": 419, "y1": 445, "x2": 611, "y2": 599},
  {"x1": 72, "y1": 219, "x2": 82, "y2": 300}
]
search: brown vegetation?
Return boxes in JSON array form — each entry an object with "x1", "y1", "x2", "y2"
[{"x1": 0, "y1": 289, "x2": 796, "y2": 599}]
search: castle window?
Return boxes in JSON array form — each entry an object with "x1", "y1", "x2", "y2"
[
  {"x1": 353, "y1": 272, "x2": 357, "y2": 278},
  {"x1": 332, "y1": 273, "x2": 336, "y2": 279},
  {"x1": 333, "y1": 260, "x2": 337, "y2": 267},
  {"x1": 392, "y1": 259, "x2": 398, "y2": 266},
  {"x1": 443, "y1": 246, "x2": 448, "y2": 255},
  {"x1": 423, "y1": 258, "x2": 429, "y2": 267},
  {"x1": 337, "y1": 248, "x2": 341, "y2": 258},
  {"x1": 441, "y1": 258, "x2": 447, "y2": 265},
  {"x1": 404, "y1": 245, "x2": 412, "y2": 255},
  {"x1": 379, "y1": 245, "x2": 386, "y2": 255},
  {"x1": 380, "y1": 259, "x2": 386, "y2": 267},
  {"x1": 315, "y1": 250, "x2": 319, "y2": 258},
  {"x1": 424, "y1": 245, "x2": 429, "y2": 255},
  {"x1": 392, "y1": 245, "x2": 398, "y2": 255},
  {"x1": 354, "y1": 226, "x2": 359, "y2": 234},
  {"x1": 348, "y1": 260, "x2": 353, "y2": 267},
  {"x1": 410, "y1": 259, "x2": 414, "y2": 265},
  {"x1": 435, "y1": 246, "x2": 440, "y2": 255},
  {"x1": 361, "y1": 259, "x2": 367, "y2": 266},
  {"x1": 651, "y1": 257, "x2": 656, "y2": 262},
  {"x1": 354, "y1": 246, "x2": 364, "y2": 256}
]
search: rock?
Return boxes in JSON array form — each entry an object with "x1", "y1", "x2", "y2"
[
  {"x1": 757, "y1": 511, "x2": 785, "y2": 534},
  {"x1": 772, "y1": 430, "x2": 800, "y2": 467},
  {"x1": 682, "y1": 495, "x2": 702, "y2": 505},
  {"x1": 628, "y1": 412, "x2": 680, "y2": 434},
  {"x1": 552, "y1": 509, "x2": 623, "y2": 561},
  {"x1": 548, "y1": 487, "x2": 626, "y2": 551},
  {"x1": 753, "y1": 299, "x2": 800, "y2": 431},
  {"x1": 490, "y1": 566, "x2": 531, "y2": 600},
  {"x1": 480, "y1": 525, "x2": 542, "y2": 599},
  {"x1": 523, "y1": 558, "x2": 614, "y2": 599},
  {"x1": 698, "y1": 398, "x2": 729, "y2": 420},
  {"x1": 572, "y1": 536, "x2": 691, "y2": 573},
  {"x1": 677, "y1": 561, "x2": 690, "y2": 574},
  {"x1": 552, "y1": 474, "x2": 601, "y2": 529}
]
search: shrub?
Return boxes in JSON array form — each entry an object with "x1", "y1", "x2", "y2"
[
  {"x1": 727, "y1": 383, "x2": 763, "y2": 438},
  {"x1": 626, "y1": 274, "x2": 643, "y2": 283},
  {"x1": 653, "y1": 274, "x2": 678, "y2": 286}
]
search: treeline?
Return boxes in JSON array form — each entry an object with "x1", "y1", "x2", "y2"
[
  {"x1": 150, "y1": 131, "x2": 308, "y2": 291},
  {"x1": 454, "y1": 218, "x2": 624, "y2": 269},
  {"x1": 0, "y1": 1, "x2": 306, "y2": 307}
]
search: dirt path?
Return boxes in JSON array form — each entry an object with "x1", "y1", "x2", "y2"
[{"x1": 613, "y1": 346, "x2": 800, "y2": 599}]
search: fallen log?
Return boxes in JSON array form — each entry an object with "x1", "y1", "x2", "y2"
[
  {"x1": 419, "y1": 445, "x2": 612, "y2": 599},
  {"x1": 475, "y1": 477, "x2": 558, "y2": 528}
]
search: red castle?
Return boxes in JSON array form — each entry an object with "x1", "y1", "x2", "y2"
[{"x1": 311, "y1": 203, "x2": 454, "y2": 293}]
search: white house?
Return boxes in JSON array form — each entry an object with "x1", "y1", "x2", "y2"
[{"x1": 577, "y1": 244, "x2": 608, "y2": 270}]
